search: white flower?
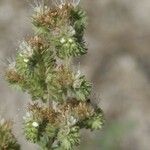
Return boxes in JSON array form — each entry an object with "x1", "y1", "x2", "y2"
[
  {"x1": 70, "y1": 116, "x2": 77, "y2": 124},
  {"x1": 68, "y1": 38, "x2": 73, "y2": 43},
  {"x1": 67, "y1": 116, "x2": 77, "y2": 126},
  {"x1": 60, "y1": 37, "x2": 66, "y2": 44},
  {"x1": 64, "y1": 43, "x2": 69, "y2": 47},
  {"x1": 32, "y1": 122, "x2": 39, "y2": 127},
  {"x1": 68, "y1": 26, "x2": 76, "y2": 36},
  {"x1": 23, "y1": 58, "x2": 29, "y2": 63}
]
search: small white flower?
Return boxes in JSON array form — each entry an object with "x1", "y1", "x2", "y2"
[
  {"x1": 23, "y1": 58, "x2": 29, "y2": 63},
  {"x1": 60, "y1": 38, "x2": 66, "y2": 44},
  {"x1": 19, "y1": 53, "x2": 23, "y2": 57},
  {"x1": 67, "y1": 116, "x2": 77, "y2": 126},
  {"x1": 68, "y1": 38, "x2": 73, "y2": 43},
  {"x1": 32, "y1": 122, "x2": 39, "y2": 127},
  {"x1": 64, "y1": 43, "x2": 69, "y2": 47},
  {"x1": 70, "y1": 116, "x2": 77, "y2": 124}
]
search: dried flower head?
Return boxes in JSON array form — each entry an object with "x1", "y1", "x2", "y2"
[
  {"x1": 32, "y1": 4, "x2": 71, "y2": 29},
  {"x1": 26, "y1": 99, "x2": 95, "y2": 128},
  {"x1": 5, "y1": 69, "x2": 24, "y2": 84},
  {"x1": 28, "y1": 36, "x2": 48, "y2": 52}
]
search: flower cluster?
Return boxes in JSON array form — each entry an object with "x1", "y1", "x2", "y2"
[
  {"x1": 23, "y1": 100, "x2": 103, "y2": 149},
  {"x1": 0, "y1": 117, "x2": 20, "y2": 150},
  {"x1": 32, "y1": 1, "x2": 87, "y2": 59},
  {"x1": 45, "y1": 65, "x2": 91, "y2": 102},
  {"x1": 5, "y1": 0, "x2": 104, "y2": 149}
]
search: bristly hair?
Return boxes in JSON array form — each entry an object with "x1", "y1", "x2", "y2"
[{"x1": 53, "y1": 0, "x2": 80, "y2": 8}]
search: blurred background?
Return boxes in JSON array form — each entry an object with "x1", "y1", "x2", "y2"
[{"x1": 0, "y1": 0, "x2": 150, "y2": 149}]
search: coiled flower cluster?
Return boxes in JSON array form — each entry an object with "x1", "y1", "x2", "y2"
[{"x1": 5, "y1": 0, "x2": 104, "y2": 149}]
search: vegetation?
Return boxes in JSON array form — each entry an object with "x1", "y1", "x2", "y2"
[{"x1": 5, "y1": 0, "x2": 104, "y2": 149}]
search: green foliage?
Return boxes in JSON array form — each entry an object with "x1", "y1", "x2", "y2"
[
  {"x1": 24, "y1": 121, "x2": 39, "y2": 143},
  {"x1": 70, "y1": 7, "x2": 87, "y2": 41},
  {"x1": 85, "y1": 113, "x2": 104, "y2": 130},
  {"x1": 57, "y1": 126, "x2": 80, "y2": 150},
  {"x1": 72, "y1": 75, "x2": 92, "y2": 101},
  {"x1": 56, "y1": 36, "x2": 86, "y2": 59},
  {"x1": 0, "y1": 118, "x2": 20, "y2": 150},
  {"x1": 22, "y1": 100, "x2": 104, "y2": 150},
  {"x1": 37, "y1": 123, "x2": 58, "y2": 149},
  {"x1": 5, "y1": 4, "x2": 90, "y2": 103},
  {"x1": 5, "y1": 1, "x2": 104, "y2": 150}
]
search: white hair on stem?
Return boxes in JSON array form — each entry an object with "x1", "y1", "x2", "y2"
[
  {"x1": 71, "y1": 0, "x2": 80, "y2": 7},
  {"x1": 2, "y1": 57, "x2": 16, "y2": 71},
  {"x1": 28, "y1": 0, "x2": 50, "y2": 14},
  {"x1": 53, "y1": 0, "x2": 80, "y2": 8}
]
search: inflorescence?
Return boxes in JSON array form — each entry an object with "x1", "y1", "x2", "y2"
[{"x1": 5, "y1": 0, "x2": 104, "y2": 149}]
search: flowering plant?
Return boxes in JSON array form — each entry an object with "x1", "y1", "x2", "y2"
[
  {"x1": 0, "y1": 117, "x2": 20, "y2": 150},
  {"x1": 5, "y1": 0, "x2": 104, "y2": 149}
]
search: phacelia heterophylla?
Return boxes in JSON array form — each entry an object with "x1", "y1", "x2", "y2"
[{"x1": 5, "y1": 0, "x2": 104, "y2": 149}]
